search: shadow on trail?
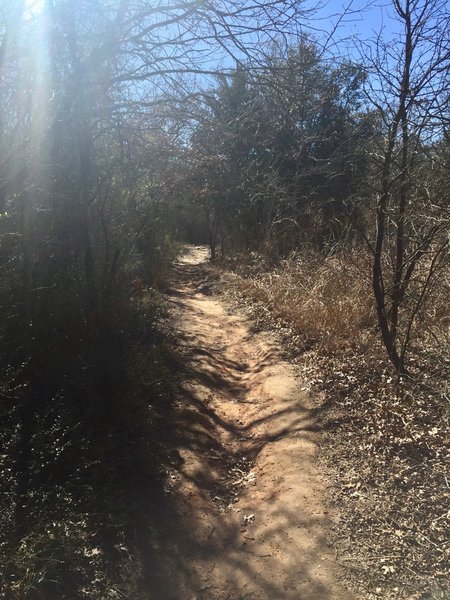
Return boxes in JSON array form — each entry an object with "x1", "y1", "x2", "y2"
[
  {"x1": 133, "y1": 248, "x2": 343, "y2": 600},
  {"x1": 135, "y1": 387, "x2": 334, "y2": 600},
  {"x1": 135, "y1": 390, "x2": 334, "y2": 599}
]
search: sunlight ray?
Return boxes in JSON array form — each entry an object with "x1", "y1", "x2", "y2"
[{"x1": 24, "y1": 0, "x2": 45, "y2": 21}]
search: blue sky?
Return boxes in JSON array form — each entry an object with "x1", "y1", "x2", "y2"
[
  {"x1": 306, "y1": 0, "x2": 450, "y2": 46},
  {"x1": 303, "y1": 1, "x2": 402, "y2": 53}
]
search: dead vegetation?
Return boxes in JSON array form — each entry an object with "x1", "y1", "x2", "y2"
[
  {"x1": 223, "y1": 250, "x2": 375, "y2": 351},
  {"x1": 218, "y1": 250, "x2": 450, "y2": 600}
]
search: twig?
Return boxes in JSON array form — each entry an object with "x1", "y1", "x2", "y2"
[
  {"x1": 111, "y1": 586, "x2": 132, "y2": 600},
  {"x1": 340, "y1": 554, "x2": 402, "y2": 562}
]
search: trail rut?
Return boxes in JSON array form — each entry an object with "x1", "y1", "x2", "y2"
[{"x1": 142, "y1": 246, "x2": 354, "y2": 600}]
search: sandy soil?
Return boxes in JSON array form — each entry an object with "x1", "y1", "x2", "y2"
[{"x1": 142, "y1": 246, "x2": 355, "y2": 600}]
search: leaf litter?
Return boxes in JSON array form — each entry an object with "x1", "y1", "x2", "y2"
[{"x1": 218, "y1": 268, "x2": 450, "y2": 600}]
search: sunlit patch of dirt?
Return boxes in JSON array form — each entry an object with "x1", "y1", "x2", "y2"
[{"x1": 142, "y1": 245, "x2": 355, "y2": 600}]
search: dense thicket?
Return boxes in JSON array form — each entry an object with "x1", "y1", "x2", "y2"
[
  {"x1": 181, "y1": 40, "x2": 370, "y2": 258},
  {"x1": 0, "y1": 1, "x2": 308, "y2": 597}
]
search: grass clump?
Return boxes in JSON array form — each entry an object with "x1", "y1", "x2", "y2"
[{"x1": 227, "y1": 250, "x2": 375, "y2": 351}]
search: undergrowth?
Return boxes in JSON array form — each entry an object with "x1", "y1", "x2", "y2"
[
  {"x1": 225, "y1": 250, "x2": 375, "y2": 351},
  {"x1": 0, "y1": 288, "x2": 177, "y2": 600},
  {"x1": 219, "y1": 249, "x2": 450, "y2": 600}
]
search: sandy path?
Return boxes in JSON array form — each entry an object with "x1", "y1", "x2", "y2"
[{"x1": 143, "y1": 246, "x2": 354, "y2": 600}]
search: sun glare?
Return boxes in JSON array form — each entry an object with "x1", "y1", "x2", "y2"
[{"x1": 24, "y1": 0, "x2": 45, "y2": 20}]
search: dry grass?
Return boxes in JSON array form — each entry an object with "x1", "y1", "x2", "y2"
[
  {"x1": 218, "y1": 248, "x2": 450, "y2": 600},
  {"x1": 227, "y1": 251, "x2": 375, "y2": 351}
]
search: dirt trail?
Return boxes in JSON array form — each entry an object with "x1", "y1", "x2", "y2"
[{"x1": 144, "y1": 246, "x2": 354, "y2": 600}]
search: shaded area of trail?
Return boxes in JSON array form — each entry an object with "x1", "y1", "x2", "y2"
[{"x1": 140, "y1": 246, "x2": 355, "y2": 600}]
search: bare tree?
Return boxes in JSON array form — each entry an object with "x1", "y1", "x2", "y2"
[{"x1": 361, "y1": 0, "x2": 450, "y2": 374}]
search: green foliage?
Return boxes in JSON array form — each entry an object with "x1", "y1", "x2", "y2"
[{"x1": 184, "y1": 39, "x2": 369, "y2": 259}]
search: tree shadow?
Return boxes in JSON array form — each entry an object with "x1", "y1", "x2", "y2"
[
  {"x1": 131, "y1": 253, "x2": 349, "y2": 599},
  {"x1": 132, "y1": 358, "x2": 342, "y2": 600}
]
